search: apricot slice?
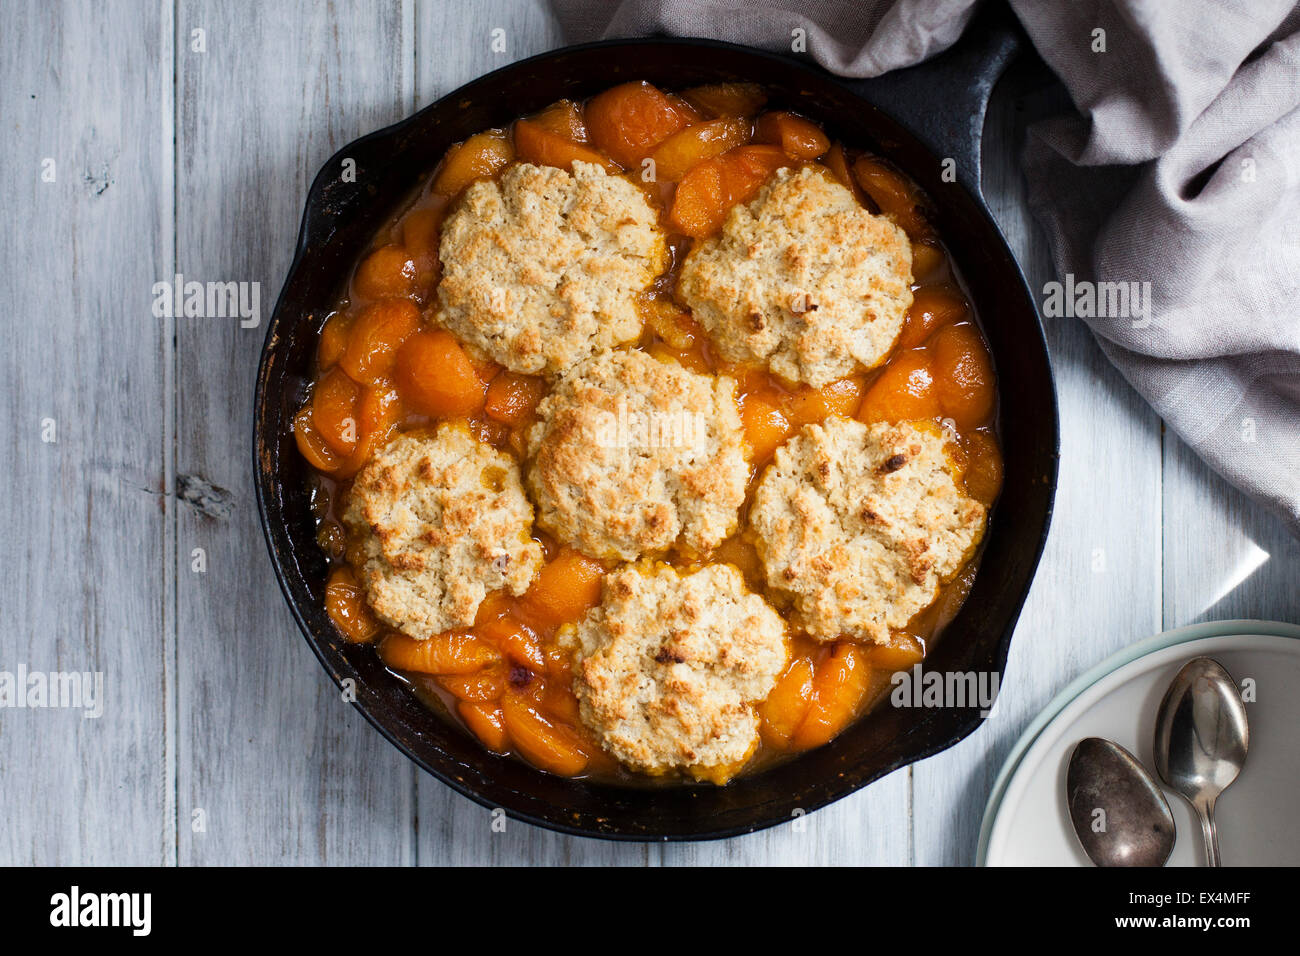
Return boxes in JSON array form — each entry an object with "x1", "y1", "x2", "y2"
[
  {"x1": 394, "y1": 329, "x2": 487, "y2": 419},
  {"x1": 712, "y1": 535, "x2": 762, "y2": 582},
  {"x1": 378, "y1": 631, "x2": 501, "y2": 675},
  {"x1": 432, "y1": 130, "x2": 513, "y2": 197},
  {"x1": 760, "y1": 656, "x2": 816, "y2": 747},
  {"x1": 458, "y1": 701, "x2": 509, "y2": 752},
  {"x1": 639, "y1": 296, "x2": 702, "y2": 350},
  {"x1": 647, "y1": 340, "x2": 711, "y2": 375},
  {"x1": 898, "y1": 284, "x2": 969, "y2": 350},
  {"x1": 401, "y1": 207, "x2": 443, "y2": 294},
  {"x1": 910, "y1": 241, "x2": 945, "y2": 280},
  {"x1": 317, "y1": 311, "x2": 352, "y2": 370},
  {"x1": 788, "y1": 376, "x2": 865, "y2": 426},
  {"x1": 864, "y1": 632, "x2": 925, "y2": 671},
  {"x1": 454, "y1": 346, "x2": 500, "y2": 389},
  {"x1": 542, "y1": 643, "x2": 572, "y2": 682},
  {"x1": 586, "y1": 81, "x2": 694, "y2": 169},
  {"x1": 324, "y1": 566, "x2": 381, "y2": 643},
  {"x1": 484, "y1": 371, "x2": 546, "y2": 426},
  {"x1": 473, "y1": 590, "x2": 514, "y2": 626},
  {"x1": 294, "y1": 405, "x2": 341, "y2": 472},
  {"x1": 501, "y1": 691, "x2": 589, "y2": 776},
  {"x1": 311, "y1": 366, "x2": 361, "y2": 455},
  {"x1": 853, "y1": 156, "x2": 932, "y2": 240},
  {"x1": 541, "y1": 683, "x2": 583, "y2": 726},
  {"x1": 741, "y1": 395, "x2": 792, "y2": 462},
  {"x1": 680, "y1": 82, "x2": 767, "y2": 118},
  {"x1": 669, "y1": 144, "x2": 789, "y2": 238},
  {"x1": 793, "y1": 643, "x2": 872, "y2": 750},
  {"x1": 522, "y1": 548, "x2": 605, "y2": 626},
  {"x1": 857, "y1": 350, "x2": 941, "y2": 424},
  {"x1": 402, "y1": 207, "x2": 441, "y2": 257},
  {"x1": 317, "y1": 522, "x2": 346, "y2": 562},
  {"x1": 513, "y1": 118, "x2": 619, "y2": 173},
  {"x1": 529, "y1": 99, "x2": 589, "y2": 141},
  {"x1": 823, "y1": 142, "x2": 863, "y2": 202},
  {"x1": 438, "y1": 662, "x2": 508, "y2": 703},
  {"x1": 476, "y1": 614, "x2": 546, "y2": 672},
  {"x1": 352, "y1": 243, "x2": 417, "y2": 301},
  {"x1": 961, "y1": 429, "x2": 1003, "y2": 506},
  {"x1": 339, "y1": 299, "x2": 421, "y2": 386},
  {"x1": 649, "y1": 117, "x2": 752, "y2": 182},
  {"x1": 929, "y1": 323, "x2": 995, "y2": 429},
  {"x1": 474, "y1": 418, "x2": 517, "y2": 451},
  {"x1": 331, "y1": 384, "x2": 402, "y2": 480},
  {"x1": 754, "y1": 111, "x2": 830, "y2": 160}
]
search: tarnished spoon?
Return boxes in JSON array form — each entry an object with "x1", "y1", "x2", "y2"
[
  {"x1": 1067, "y1": 737, "x2": 1176, "y2": 866},
  {"x1": 1153, "y1": 657, "x2": 1249, "y2": 867}
]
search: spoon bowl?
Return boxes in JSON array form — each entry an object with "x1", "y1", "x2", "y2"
[
  {"x1": 1153, "y1": 657, "x2": 1250, "y2": 866},
  {"x1": 1067, "y1": 737, "x2": 1175, "y2": 867}
]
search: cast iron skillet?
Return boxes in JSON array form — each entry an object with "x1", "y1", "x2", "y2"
[{"x1": 254, "y1": 5, "x2": 1059, "y2": 841}]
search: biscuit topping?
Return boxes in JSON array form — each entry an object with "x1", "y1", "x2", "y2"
[
  {"x1": 343, "y1": 425, "x2": 544, "y2": 639},
  {"x1": 561, "y1": 563, "x2": 788, "y2": 782},
  {"x1": 749, "y1": 417, "x2": 986, "y2": 643},
  {"x1": 436, "y1": 162, "x2": 667, "y2": 376},
  {"x1": 678, "y1": 166, "x2": 913, "y2": 387},
  {"x1": 526, "y1": 349, "x2": 749, "y2": 562}
]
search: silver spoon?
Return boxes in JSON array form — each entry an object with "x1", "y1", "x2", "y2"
[
  {"x1": 1067, "y1": 737, "x2": 1176, "y2": 866},
  {"x1": 1153, "y1": 657, "x2": 1250, "y2": 867}
]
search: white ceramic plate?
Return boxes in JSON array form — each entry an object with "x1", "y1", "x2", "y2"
[{"x1": 979, "y1": 620, "x2": 1300, "y2": 866}]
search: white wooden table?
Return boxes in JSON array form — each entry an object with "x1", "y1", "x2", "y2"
[{"x1": 3, "y1": 0, "x2": 1296, "y2": 866}]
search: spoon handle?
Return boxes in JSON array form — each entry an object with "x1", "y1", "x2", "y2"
[{"x1": 1197, "y1": 801, "x2": 1221, "y2": 867}]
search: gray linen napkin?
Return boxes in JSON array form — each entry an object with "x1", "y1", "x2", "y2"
[{"x1": 552, "y1": 0, "x2": 1300, "y2": 539}]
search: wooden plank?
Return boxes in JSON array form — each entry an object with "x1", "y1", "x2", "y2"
[
  {"x1": 0, "y1": 0, "x2": 172, "y2": 865},
  {"x1": 416, "y1": 0, "x2": 564, "y2": 104},
  {"x1": 1162, "y1": 434, "x2": 1300, "y2": 628},
  {"x1": 172, "y1": 0, "x2": 418, "y2": 865},
  {"x1": 910, "y1": 68, "x2": 1165, "y2": 865}
]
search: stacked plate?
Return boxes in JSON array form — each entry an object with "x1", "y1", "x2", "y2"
[{"x1": 979, "y1": 620, "x2": 1300, "y2": 866}]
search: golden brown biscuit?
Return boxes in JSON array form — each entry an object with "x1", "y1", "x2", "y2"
[
  {"x1": 678, "y1": 165, "x2": 913, "y2": 387},
  {"x1": 526, "y1": 349, "x2": 749, "y2": 561},
  {"x1": 436, "y1": 161, "x2": 667, "y2": 376},
  {"x1": 342, "y1": 424, "x2": 543, "y2": 639},
  {"x1": 561, "y1": 562, "x2": 788, "y2": 782},
  {"x1": 749, "y1": 417, "x2": 986, "y2": 642}
]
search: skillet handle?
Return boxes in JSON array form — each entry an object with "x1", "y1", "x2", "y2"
[{"x1": 837, "y1": 2, "x2": 1025, "y2": 198}]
